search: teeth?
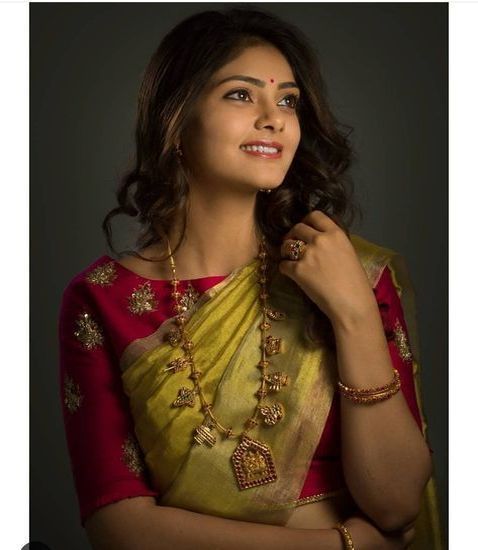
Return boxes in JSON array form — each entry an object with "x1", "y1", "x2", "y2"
[{"x1": 241, "y1": 145, "x2": 279, "y2": 154}]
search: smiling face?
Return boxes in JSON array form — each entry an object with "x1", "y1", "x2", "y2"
[{"x1": 181, "y1": 43, "x2": 302, "y2": 194}]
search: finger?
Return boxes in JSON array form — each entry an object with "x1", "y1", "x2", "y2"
[
  {"x1": 277, "y1": 258, "x2": 300, "y2": 281},
  {"x1": 283, "y1": 222, "x2": 318, "y2": 243},
  {"x1": 302, "y1": 210, "x2": 337, "y2": 233}
]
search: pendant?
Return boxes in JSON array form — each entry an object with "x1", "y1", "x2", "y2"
[
  {"x1": 171, "y1": 387, "x2": 196, "y2": 408},
  {"x1": 259, "y1": 402, "x2": 285, "y2": 426},
  {"x1": 264, "y1": 371, "x2": 289, "y2": 392},
  {"x1": 264, "y1": 335, "x2": 282, "y2": 356},
  {"x1": 193, "y1": 424, "x2": 217, "y2": 447},
  {"x1": 164, "y1": 357, "x2": 190, "y2": 374},
  {"x1": 231, "y1": 435, "x2": 277, "y2": 490}
]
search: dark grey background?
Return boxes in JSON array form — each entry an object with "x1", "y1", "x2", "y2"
[{"x1": 31, "y1": 3, "x2": 447, "y2": 548}]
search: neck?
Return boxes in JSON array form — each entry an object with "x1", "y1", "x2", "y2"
[{"x1": 167, "y1": 186, "x2": 261, "y2": 280}]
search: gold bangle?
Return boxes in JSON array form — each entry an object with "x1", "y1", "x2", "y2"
[
  {"x1": 334, "y1": 523, "x2": 355, "y2": 549},
  {"x1": 338, "y1": 369, "x2": 400, "y2": 397},
  {"x1": 341, "y1": 383, "x2": 400, "y2": 404}
]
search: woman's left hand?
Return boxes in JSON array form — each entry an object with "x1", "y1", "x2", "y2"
[{"x1": 279, "y1": 210, "x2": 378, "y2": 327}]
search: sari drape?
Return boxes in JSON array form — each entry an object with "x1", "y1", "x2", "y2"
[{"x1": 120, "y1": 234, "x2": 443, "y2": 547}]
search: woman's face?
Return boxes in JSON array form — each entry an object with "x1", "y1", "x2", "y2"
[{"x1": 181, "y1": 43, "x2": 302, "y2": 194}]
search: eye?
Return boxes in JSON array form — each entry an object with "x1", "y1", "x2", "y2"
[
  {"x1": 278, "y1": 94, "x2": 300, "y2": 110},
  {"x1": 224, "y1": 88, "x2": 299, "y2": 110},
  {"x1": 224, "y1": 88, "x2": 252, "y2": 102}
]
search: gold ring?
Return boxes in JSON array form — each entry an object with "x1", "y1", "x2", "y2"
[{"x1": 284, "y1": 239, "x2": 306, "y2": 261}]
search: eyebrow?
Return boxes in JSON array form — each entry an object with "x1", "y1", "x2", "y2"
[{"x1": 215, "y1": 74, "x2": 299, "y2": 90}]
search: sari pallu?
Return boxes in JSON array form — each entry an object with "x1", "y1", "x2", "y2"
[{"x1": 120, "y1": 234, "x2": 443, "y2": 548}]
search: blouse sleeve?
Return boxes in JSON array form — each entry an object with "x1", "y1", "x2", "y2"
[
  {"x1": 373, "y1": 265, "x2": 431, "y2": 445},
  {"x1": 58, "y1": 278, "x2": 158, "y2": 526}
]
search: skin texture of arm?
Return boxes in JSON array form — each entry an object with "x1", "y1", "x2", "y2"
[
  {"x1": 333, "y1": 303, "x2": 432, "y2": 532},
  {"x1": 85, "y1": 497, "x2": 343, "y2": 550},
  {"x1": 85, "y1": 497, "x2": 417, "y2": 550}
]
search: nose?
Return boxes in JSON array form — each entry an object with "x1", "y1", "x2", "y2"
[{"x1": 254, "y1": 105, "x2": 285, "y2": 133}]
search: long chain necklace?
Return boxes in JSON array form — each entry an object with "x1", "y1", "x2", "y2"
[{"x1": 164, "y1": 239, "x2": 290, "y2": 490}]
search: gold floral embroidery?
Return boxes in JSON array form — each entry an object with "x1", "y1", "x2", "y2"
[
  {"x1": 121, "y1": 435, "x2": 145, "y2": 476},
  {"x1": 179, "y1": 283, "x2": 200, "y2": 311},
  {"x1": 85, "y1": 261, "x2": 118, "y2": 286},
  {"x1": 128, "y1": 282, "x2": 158, "y2": 315},
  {"x1": 73, "y1": 312, "x2": 104, "y2": 350},
  {"x1": 64, "y1": 374, "x2": 83, "y2": 414},
  {"x1": 393, "y1": 319, "x2": 413, "y2": 362}
]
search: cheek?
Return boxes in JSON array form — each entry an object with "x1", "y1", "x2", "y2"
[{"x1": 291, "y1": 119, "x2": 301, "y2": 147}]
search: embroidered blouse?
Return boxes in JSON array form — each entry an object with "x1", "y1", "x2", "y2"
[{"x1": 59, "y1": 256, "x2": 424, "y2": 526}]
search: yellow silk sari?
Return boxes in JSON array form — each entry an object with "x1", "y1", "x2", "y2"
[{"x1": 120, "y1": 234, "x2": 443, "y2": 548}]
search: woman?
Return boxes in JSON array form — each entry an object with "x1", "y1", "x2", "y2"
[{"x1": 59, "y1": 8, "x2": 442, "y2": 549}]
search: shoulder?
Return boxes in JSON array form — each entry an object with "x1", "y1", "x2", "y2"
[
  {"x1": 61, "y1": 255, "x2": 120, "y2": 306},
  {"x1": 59, "y1": 254, "x2": 173, "y2": 347}
]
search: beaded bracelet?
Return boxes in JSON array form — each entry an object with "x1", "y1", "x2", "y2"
[{"x1": 333, "y1": 523, "x2": 355, "y2": 549}]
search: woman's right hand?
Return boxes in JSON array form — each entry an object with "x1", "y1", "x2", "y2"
[{"x1": 342, "y1": 515, "x2": 416, "y2": 549}]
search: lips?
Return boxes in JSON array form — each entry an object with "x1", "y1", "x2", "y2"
[
  {"x1": 240, "y1": 140, "x2": 283, "y2": 159},
  {"x1": 240, "y1": 147, "x2": 282, "y2": 159},
  {"x1": 241, "y1": 140, "x2": 283, "y2": 151}
]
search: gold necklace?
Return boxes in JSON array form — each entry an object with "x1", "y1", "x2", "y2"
[{"x1": 164, "y1": 239, "x2": 290, "y2": 490}]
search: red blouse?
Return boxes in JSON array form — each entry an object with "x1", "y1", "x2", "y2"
[{"x1": 59, "y1": 256, "x2": 424, "y2": 526}]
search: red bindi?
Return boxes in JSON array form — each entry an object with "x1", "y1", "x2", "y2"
[{"x1": 270, "y1": 78, "x2": 274, "y2": 83}]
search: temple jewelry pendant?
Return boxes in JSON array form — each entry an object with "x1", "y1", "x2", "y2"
[
  {"x1": 264, "y1": 372, "x2": 289, "y2": 392},
  {"x1": 266, "y1": 308, "x2": 286, "y2": 321},
  {"x1": 231, "y1": 435, "x2": 278, "y2": 490},
  {"x1": 193, "y1": 424, "x2": 217, "y2": 447},
  {"x1": 171, "y1": 387, "x2": 196, "y2": 408},
  {"x1": 164, "y1": 357, "x2": 190, "y2": 374},
  {"x1": 264, "y1": 335, "x2": 282, "y2": 356},
  {"x1": 259, "y1": 402, "x2": 285, "y2": 426}
]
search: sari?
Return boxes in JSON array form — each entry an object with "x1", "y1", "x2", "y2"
[{"x1": 120, "y1": 234, "x2": 443, "y2": 548}]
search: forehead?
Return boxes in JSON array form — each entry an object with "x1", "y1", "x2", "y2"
[{"x1": 213, "y1": 44, "x2": 295, "y2": 81}]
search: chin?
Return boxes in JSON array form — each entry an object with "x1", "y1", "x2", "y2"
[
  {"x1": 248, "y1": 175, "x2": 286, "y2": 191},
  {"x1": 257, "y1": 179, "x2": 284, "y2": 190}
]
